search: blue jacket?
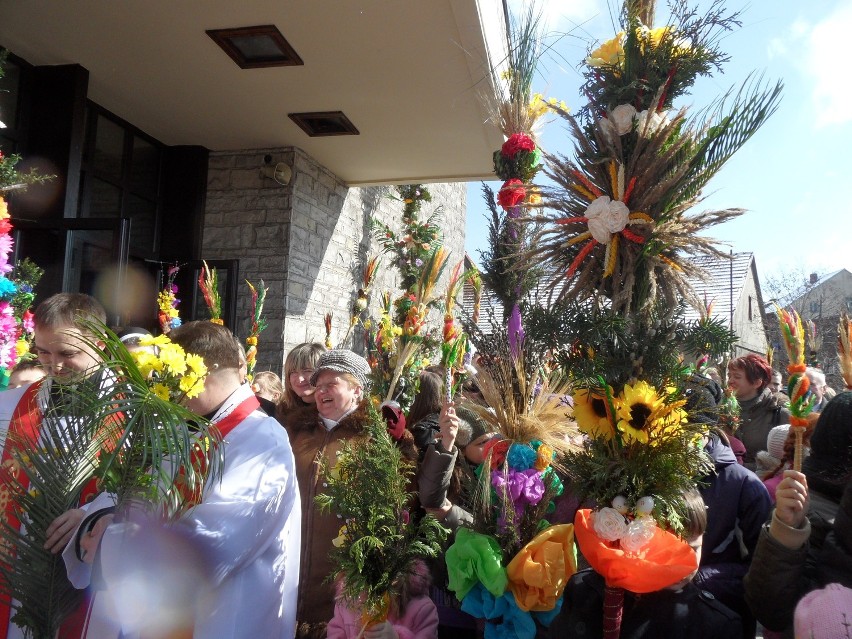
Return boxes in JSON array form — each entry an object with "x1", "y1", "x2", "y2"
[{"x1": 696, "y1": 434, "x2": 771, "y2": 635}]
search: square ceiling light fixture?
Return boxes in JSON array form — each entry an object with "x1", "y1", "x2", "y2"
[
  {"x1": 288, "y1": 111, "x2": 360, "y2": 137},
  {"x1": 206, "y1": 25, "x2": 303, "y2": 69}
]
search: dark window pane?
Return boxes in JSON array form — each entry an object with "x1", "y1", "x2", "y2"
[
  {"x1": 125, "y1": 194, "x2": 157, "y2": 255},
  {"x1": 92, "y1": 114, "x2": 125, "y2": 179},
  {"x1": 0, "y1": 60, "x2": 21, "y2": 130},
  {"x1": 130, "y1": 135, "x2": 160, "y2": 196},
  {"x1": 83, "y1": 176, "x2": 122, "y2": 218},
  {"x1": 0, "y1": 136, "x2": 17, "y2": 155}
]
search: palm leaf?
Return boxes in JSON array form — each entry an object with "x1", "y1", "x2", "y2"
[{"x1": 0, "y1": 324, "x2": 224, "y2": 637}]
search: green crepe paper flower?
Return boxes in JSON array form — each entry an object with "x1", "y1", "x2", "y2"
[{"x1": 446, "y1": 528, "x2": 509, "y2": 599}]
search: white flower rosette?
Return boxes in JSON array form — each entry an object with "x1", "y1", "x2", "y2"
[
  {"x1": 636, "y1": 109, "x2": 670, "y2": 137},
  {"x1": 599, "y1": 104, "x2": 636, "y2": 142},
  {"x1": 619, "y1": 516, "x2": 658, "y2": 555},
  {"x1": 592, "y1": 507, "x2": 629, "y2": 542},
  {"x1": 585, "y1": 196, "x2": 630, "y2": 244}
]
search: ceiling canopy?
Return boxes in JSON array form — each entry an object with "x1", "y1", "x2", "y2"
[{"x1": 0, "y1": 0, "x2": 508, "y2": 185}]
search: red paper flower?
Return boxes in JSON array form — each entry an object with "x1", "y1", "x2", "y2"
[
  {"x1": 484, "y1": 438, "x2": 511, "y2": 469},
  {"x1": 497, "y1": 179, "x2": 526, "y2": 209},
  {"x1": 501, "y1": 133, "x2": 536, "y2": 158}
]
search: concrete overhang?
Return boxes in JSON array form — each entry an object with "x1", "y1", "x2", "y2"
[{"x1": 0, "y1": 0, "x2": 508, "y2": 185}]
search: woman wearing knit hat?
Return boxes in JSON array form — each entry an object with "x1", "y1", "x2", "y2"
[{"x1": 744, "y1": 391, "x2": 852, "y2": 638}]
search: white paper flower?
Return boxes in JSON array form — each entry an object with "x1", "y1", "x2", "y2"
[
  {"x1": 592, "y1": 507, "x2": 629, "y2": 542},
  {"x1": 620, "y1": 516, "x2": 658, "y2": 554},
  {"x1": 610, "y1": 104, "x2": 638, "y2": 136},
  {"x1": 611, "y1": 495, "x2": 629, "y2": 515},
  {"x1": 585, "y1": 196, "x2": 630, "y2": 244},
  {"x1": 636, "y1": 109, "x2": 669, "y2": 136}
]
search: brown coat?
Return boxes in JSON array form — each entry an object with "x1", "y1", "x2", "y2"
[{"x1": 284, "y1": 403, "x2": 373, "y2": 627}]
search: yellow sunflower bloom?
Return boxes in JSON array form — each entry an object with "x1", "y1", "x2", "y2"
[
  {"x1": 573, "y1": 388, "x2": 615, "y2": 440},
  {"x1": 616, "y1": 381, "x2": 687, "y2": 445}
]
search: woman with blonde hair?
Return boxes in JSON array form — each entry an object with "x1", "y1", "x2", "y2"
[{"x1": 278, "y1": 342, "x2": 326, "y2": 417}]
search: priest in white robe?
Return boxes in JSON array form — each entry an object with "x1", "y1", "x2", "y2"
[{"x1": 62, "y1": 321, "x2": 301, "y2": 639}]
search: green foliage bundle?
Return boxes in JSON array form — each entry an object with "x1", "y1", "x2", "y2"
[
  {"x1": 579, "y1": 0, "x2": 741, "y2": 122},
  {"x1": 372, "y1": 185, "x2": 442, "y2": 317},
  {"x1": 477, "y1": 184, "x2": 541, "y2": 319},
  {"x1": 315, "y1": 404, "x2": 447, "y2": 622},
  {"x1": 523, "y1": 298, "x2": 737, "y2": 391}
]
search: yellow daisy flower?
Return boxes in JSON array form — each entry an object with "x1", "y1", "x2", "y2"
[
  {"x1": 185, "y1": 353, "x2": 207, "y2": 377},
  {"x1": 159, "y1": 343, "x2": 188, "y2": 376},
  {"x1": 151, "y1": 382, "x2": 171, "y2": 401}
]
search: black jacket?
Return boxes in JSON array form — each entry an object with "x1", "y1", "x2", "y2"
[{"x1": 549, "y1": 568, "x2": 741, "y2": 638}]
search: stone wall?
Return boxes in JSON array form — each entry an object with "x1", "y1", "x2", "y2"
[{"x1": 201, "y1": 146, "x2": 467, "y2": 375}]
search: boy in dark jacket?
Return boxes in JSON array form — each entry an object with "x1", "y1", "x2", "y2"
[
  {"x1": 696, "y1": 431, "x2": 771, "y2": 638},
  {"x1": 551, "y1": 487, "x2": 742, "y2": 638}
]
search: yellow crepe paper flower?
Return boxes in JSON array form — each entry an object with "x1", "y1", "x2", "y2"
[
  {"x1": 587, "y1": 32, "x2": 625, "y2": 67},
  {"x1": 572, "y1": 388, "x2": 615, "y2": 440}
]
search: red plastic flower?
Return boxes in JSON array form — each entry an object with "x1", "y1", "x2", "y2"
[
  {"x1": 497, "y1": 179, "x2": 526, "y2": 209},
  {"x1": 501, "y1": 133, "x2": 536, "y2": 158}
]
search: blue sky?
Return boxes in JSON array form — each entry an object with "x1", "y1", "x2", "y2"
[{"x1": 464, "y1": 0, "x2": 852, "y2": 284}]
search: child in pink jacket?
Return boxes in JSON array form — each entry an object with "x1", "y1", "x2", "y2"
[{"x1": 327, "y1": 561, "x2": 438, "y2": 639}]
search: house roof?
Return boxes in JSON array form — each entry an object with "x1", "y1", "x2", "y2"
[
  {"x1": 683, "y1": 252, "x2": 755, "y2": 326},
  {"x1": 0, "y1": 0, "x2": 507, "y2": 185},
  {"x1": 778, "y1": 269, "x2": 844, "y2": 308}
]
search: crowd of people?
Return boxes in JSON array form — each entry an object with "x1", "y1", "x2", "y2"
[{"x1": 1, "y1": 293, "x2": 851, "y2": 639}]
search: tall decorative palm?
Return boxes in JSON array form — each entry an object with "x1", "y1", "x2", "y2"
[{"x1": 0, "y1": 324, "x2": 222, "y2": 638}]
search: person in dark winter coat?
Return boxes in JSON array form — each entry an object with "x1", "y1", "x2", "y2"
[
  {"x1": 728, "y1": 354, "x2": 790, "y2": 470},
  {"x1": 696, "y1": 431, "x2": 771, "y2": 639},
  {"x1": 744, "y1": 391, "x2": 852, "y2": 638},
  {"x1": 551, "y1": 487, "x2": 742, "y2": 638}
]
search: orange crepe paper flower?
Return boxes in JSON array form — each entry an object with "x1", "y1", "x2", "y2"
[
  {"x1": 574, "y1": 509, "x2": 696, "y2": 594},
  {"x1": 507, "y1": 524, "x2": 577, "y2": 612}
]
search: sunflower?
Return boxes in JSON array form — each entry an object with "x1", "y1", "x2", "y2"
[
  {"x1": 573, "y1": 388, "x2": 615, "y2": 440},
  {"x1": 616, "y1": 381, "x2": 686, "y2": 445}
]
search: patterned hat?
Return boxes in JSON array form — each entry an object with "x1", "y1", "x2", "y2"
[
  {"x1": 795, "y1": 583, "x2": 852, "y2": 639},
  {"x1": 310, "y1": 349, "x2": 371, "y2": 391}
]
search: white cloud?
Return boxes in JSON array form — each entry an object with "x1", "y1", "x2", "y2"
[
  {"x1": 507, "y1": 0, "x2": 608, "y2": 32},
  {"x1": 805, "y1": 5, "x2": 852, "y2": 127}
]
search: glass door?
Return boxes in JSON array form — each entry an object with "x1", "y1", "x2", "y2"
[{"x1": 12, "y1": 217, "x2": 131, "y2": 325}]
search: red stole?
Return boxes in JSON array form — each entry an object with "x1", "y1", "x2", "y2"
[
  {"x1": 0, "y1": 381, "x2": 111, "y2": 639},
  {"x1": 177, "y1": 393, "x2": 261, "y2": 508},
  {"x1": 0, "y1": 381, "x2": 43, "y2": 637}
]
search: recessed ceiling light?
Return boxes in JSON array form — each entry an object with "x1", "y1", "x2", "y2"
[
  {"x1": 288, "y1": 111, "x2": 360, "y2": 137},
  {"x1": 206, "y1": 25, "x2": 303, "y2": 69}
]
